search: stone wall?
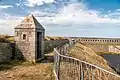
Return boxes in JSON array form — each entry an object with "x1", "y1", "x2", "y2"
[
  {"x1": 79, "y1": 37, "x2": 120, "y2": 44},
  {"x1": 14, "y1": 28, "x2": 36, "y2": 62},
  {"x1": 86, "y1": 44, "x2": 120, "y2": 53},
  {"x1": 78, "y1": 37, "x2": 120, "y2": 53},
  {"x1": 109, "y1": 46, "x2": 120, "y2": 53},
  {"x1": 0, "y1": 42, "x2": 13, "y2": 63},
  {"x1": 44, "y1": 40, "x2": 69, "y2": 54},
  {"x1": 87, "y1": 45, "x2": 109, "y2": 53}
]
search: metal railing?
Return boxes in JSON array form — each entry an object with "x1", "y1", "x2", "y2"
[{"x1": 53, "y1": 42, "x2": 120, "y2": 80}]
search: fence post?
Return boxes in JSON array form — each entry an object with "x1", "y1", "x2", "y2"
[
  {"x1": 54, "y1": 43, "x2": 120, "y2": 80},
  {"x1": 54, "y1": 49, "x2": 59, "y2": 80},
  {"x1": 57, "y1": 55, "x2": 61, "y2": 80},
  {"x1": 81, "y1": 63, "x2": 84, "y2": 80},
  {"x1": 91, "y1": 66, "x2": 94, "y2": 80}
]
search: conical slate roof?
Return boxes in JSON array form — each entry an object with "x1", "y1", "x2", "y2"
[{"x1": 15, "y1": 14, "x2": 44, "y2": 30}]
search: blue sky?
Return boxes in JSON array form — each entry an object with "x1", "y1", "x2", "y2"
[{"x1": 0, "y1": 0, "x2": 120, "y2": 37}]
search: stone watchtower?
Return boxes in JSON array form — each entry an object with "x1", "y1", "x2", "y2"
[{"x1": 14, "y1": 14, "x2": 45, "y2": 62}]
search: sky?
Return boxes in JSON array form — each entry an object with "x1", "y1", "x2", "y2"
[{"x1": 0, "y1": 0, "x2": 120, "y2": 37}]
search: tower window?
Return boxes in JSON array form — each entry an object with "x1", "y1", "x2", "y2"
[
  {"x1": 23, "y1": 34, "x2": 26, "y2": 40},
  {"x1": 16, "y1": 32, "x2": 19, "y2": 36}
]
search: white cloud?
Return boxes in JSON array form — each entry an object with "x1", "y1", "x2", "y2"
[
  {"x1": 0, "y1": 20, "x2": 20, "y2": 35},
  {"x1": 0, "y1": 13, "x2": 23, "y2": 35},
  {"x1": 0, "y1": 5, "x2": 13, "y2": 9},
  {"x1": 53, "y1": 3, "x2": 120, "y2": 25},
  {"x1": 104, "y1": 9, "x2": 120, "y2": 19},
  {"x1": 31, "y1": 3, "x2": 120, "y2": 27},
  {"x1": 16, "y1": 3, "x2": 21, "y2": 6},
  {"x1": 25, "y1": 0, "x2": 55, "y2": 7},
  {"x1": 28, "y1": 2, "x2": 120, "y2": 37},
  {"x1": 16, "y1": 0, "x2": 25, "y2": 8},
  {"x1": 1, "y1": 2, "x2": 120, "y2": 37}
]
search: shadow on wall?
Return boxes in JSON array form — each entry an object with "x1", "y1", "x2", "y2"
[
  {"x1": 44, "y1": 40, "x2": 69, "y2": 54},
  {"x1": 38, "y1": 40, "x2": 70, "y2": 64},
  {"x1": 0, "y1": 42, "x2": 25, "y2": 71},
  {"x1": 13, "y1": 43, "x2": 25, "y2": 60},
  {"x1": 0, "y1": 39, "x2": 69, "y2": 64},
  {"x1": 0, "y1": 42, "x2": 13, "y2": 63},
  {"x1": 0, "y1": 42, "x2": 25, "y2": 64}
]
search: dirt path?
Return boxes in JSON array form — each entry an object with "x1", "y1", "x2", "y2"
[
  {"x1": 0, "y1": 53, "x2": 55, "y2": 80},
  {"x1": 0, "y1": 63, "x2": 54, "y2": 80}
]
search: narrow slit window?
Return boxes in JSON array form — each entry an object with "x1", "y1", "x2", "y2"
[
  {"x1": 16, "y1": 32, "x2": 19, "y2": 36},
  {"x1": 23, "y1": 34, "x2": 26, "y2": 40}
]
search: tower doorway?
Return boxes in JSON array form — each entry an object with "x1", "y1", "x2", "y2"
[{"x1": 37, "y1": 32, "x2": 42, "y2": 59}]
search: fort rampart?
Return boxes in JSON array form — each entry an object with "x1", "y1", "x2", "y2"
[{"x1": 78, "y1": 37, "x2": 120, "y2": 53}]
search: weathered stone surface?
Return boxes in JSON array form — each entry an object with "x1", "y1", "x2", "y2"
[
  {"x1": 79, "y1": 37, "x2": 120, "y2": 44},
  {"x1": 79, "y1": 37, "x2": 120, "y2": 53},
  {"x1": 14, "y1": 14, "x2": 45, "y2": 62},
  {"x1": 0, "y1": 42, "x2": 12, "y2": 63}
]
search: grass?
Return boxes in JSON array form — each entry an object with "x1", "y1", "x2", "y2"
[
  {"x1": 0, "y1": 63, "x2": 54, "y2": 80},
  {"x1": 0, "y1": 36, "x2": 68, "y2": 80},
  {"x1": 69, "y1": 43, "x2": 115, "y2": 72},
  {"x1": 0, "y1": 53, "x2": 55, "y2": 80}
]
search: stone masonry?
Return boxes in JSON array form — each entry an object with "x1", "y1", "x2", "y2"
[
  {"x1": 78, "y1": 37, "x2": 120, "y2": 53},
  {"x1": 14, "y1": 14, "x2": 45, "y2": 62}
]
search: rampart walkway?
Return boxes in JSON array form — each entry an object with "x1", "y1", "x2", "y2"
[{"x1": 53, "y1": 42, "x2": 120, "y2": 80}]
